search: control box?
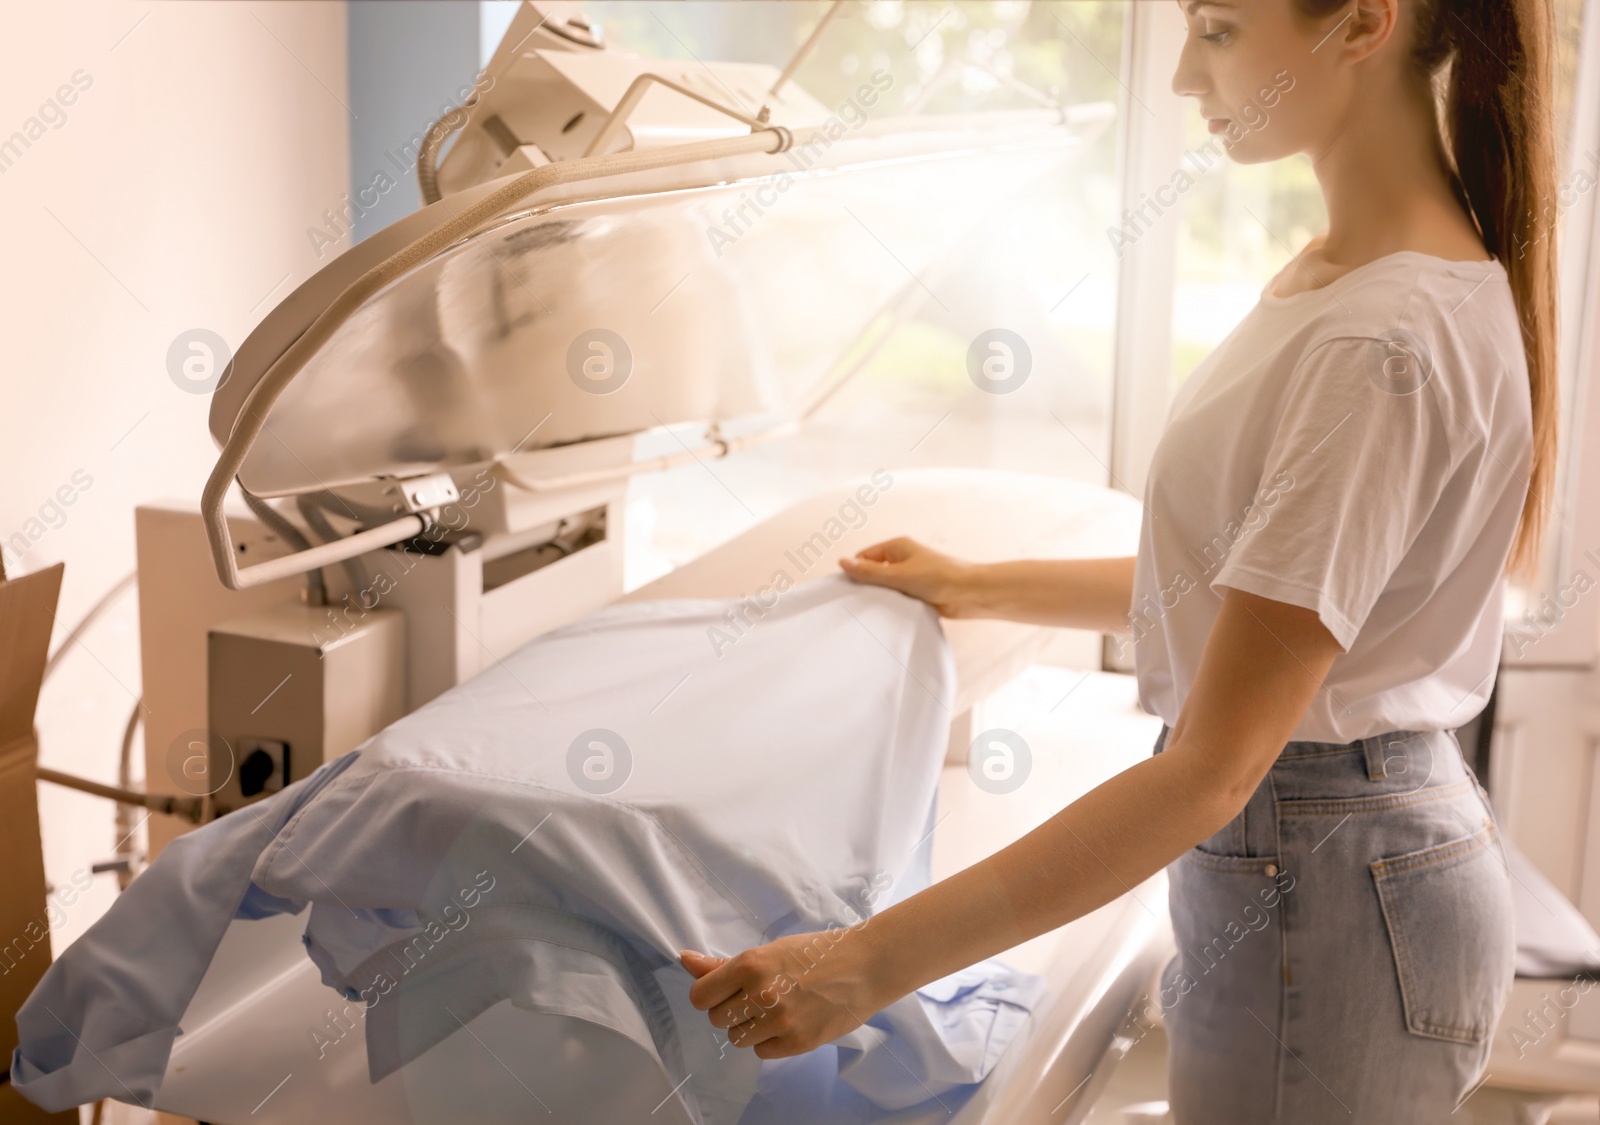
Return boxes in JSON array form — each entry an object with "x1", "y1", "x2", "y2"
[{"x1": 206, "y1": 602, "x2": 405, "y2": 815}]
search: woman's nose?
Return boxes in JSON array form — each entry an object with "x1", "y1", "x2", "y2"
[{"x1": 1171, "y1": 34, "x2": 1208, "y2": 99}]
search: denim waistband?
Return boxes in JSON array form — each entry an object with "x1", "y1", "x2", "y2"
[{"x1": 1153, "y1": 723, "x2": 1465, "y2": 784}]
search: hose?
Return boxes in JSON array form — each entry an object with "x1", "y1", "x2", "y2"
[{"x1": 417, "y1": 90, "x2": 487, "y2": 206}]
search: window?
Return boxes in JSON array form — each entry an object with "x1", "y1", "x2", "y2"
[
  {"x1": 476, "y1": 1, "x2": 1600, "y2": 625},
  {"x1": 570, "y1": 1, "x2": 1130, "y2": 587},
  {"x1": 1159, "y1": 0, "x2": 1599, "y2": 629},
  {"x1": 1168, "y1": 0, "x2": 1592, "y2": 394}
]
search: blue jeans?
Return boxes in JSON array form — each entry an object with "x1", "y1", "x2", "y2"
[{"x1": 1152, "y1": 725, "x2": 1515, "y2": 1123}]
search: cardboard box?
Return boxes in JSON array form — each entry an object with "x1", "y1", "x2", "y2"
[{"x1": 0, "y1": 560, "x2": 76, "y2": 1120}]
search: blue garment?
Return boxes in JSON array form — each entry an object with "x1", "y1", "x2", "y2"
[
  {"x1": 9, "y1": 751, "x2": 359, "y2": 1111},
  {"x1": 13, "y1": 577, "x2": 1043, "y2": 1122}
]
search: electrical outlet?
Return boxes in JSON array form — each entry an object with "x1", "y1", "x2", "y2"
[{"x1": 237, "y1": 738, "x2": 289, "y2": 798}]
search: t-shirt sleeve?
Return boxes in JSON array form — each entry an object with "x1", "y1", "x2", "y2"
[{"x1": 1210, "y1": 334, "x2": 1461, "y2": 651}]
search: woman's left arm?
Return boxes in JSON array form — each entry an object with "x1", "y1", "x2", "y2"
[{"x1": 682, "y1": 587, "x2": 1344, "y2": 1058}]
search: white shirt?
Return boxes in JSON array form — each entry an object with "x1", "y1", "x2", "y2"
[{"x1": 1131, "y1": 251, "x2": 1533, "y2": 742}]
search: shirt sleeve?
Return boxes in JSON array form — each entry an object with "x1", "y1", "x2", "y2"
[{"x1": 1209, "y1": 334, "x2": 1461, "y2": 651}]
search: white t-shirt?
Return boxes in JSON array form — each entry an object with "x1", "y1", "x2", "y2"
[{"x1": 1131, "y1": 251, "x2": 1533, "y2": 742}]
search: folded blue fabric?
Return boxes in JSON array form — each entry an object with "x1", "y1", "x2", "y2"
[
  {"x1": 10, "y1": 751, "x2": 359, "y2": 1111},
  {"x1": 13, "y1": 576, "x2": 1044, "y2": 1122}
]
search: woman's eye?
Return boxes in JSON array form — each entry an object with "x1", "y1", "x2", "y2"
[{"x1": 1201, "y1": 29, "x2": 1231, "y2": 44}]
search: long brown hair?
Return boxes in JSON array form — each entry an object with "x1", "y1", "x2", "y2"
[{"x1": 1296, "y1": 0, "x2": 1559, "y2": 580}]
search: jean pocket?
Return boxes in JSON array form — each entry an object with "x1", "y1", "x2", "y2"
[
  {"x1": 1370, "y1": 826, "x2": 1514, "y2": 1045},
  {"x1": 1165, "y1": 848, "x2": 1295, "y2": 1025},
  {"x1": 1193, "y1": 814, "x2": 1247, "y2": 860}
]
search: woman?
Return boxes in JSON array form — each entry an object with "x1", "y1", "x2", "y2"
[{"x1": 681, "y1": 0, "x2": 1557, "y2": 1117}]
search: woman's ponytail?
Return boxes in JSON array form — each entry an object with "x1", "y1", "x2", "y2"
[
  {"x1": 1294, "y1": 0, "x2": 1560, "y2": 580},
  {"x1": 1426, "y1": 0, "x2": 1559, "y2": 581}
]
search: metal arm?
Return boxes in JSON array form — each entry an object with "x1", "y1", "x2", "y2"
[
  {"x1": 582, "y1": 72, "x2": 789, "y2": 158},
  {"x1": 769, "y1": 0, "x2": 846, "y2": 97}
]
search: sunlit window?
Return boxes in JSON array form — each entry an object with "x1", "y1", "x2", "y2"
[
  {"x1": 577, "y1": 1, "x2": 1129, "y2": 588},
  {"x1": 1554, "y1": 0, "x2": 1591, "y2": 180},
  {"x1": 1168, "y1": 0, "x2": 1592, "y2": 393},
  {"x1": 484, "y1": 0, "x2": 1598, "y2": 595}
]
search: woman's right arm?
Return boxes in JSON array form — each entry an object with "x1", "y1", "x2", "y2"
[{"x1": 838, "y1": 538, "x2": 1135, "y2": 635}]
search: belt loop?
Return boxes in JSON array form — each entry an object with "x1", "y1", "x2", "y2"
[{"x1": 1362, "y1": 735, "x2": 1388, "y2": 780}]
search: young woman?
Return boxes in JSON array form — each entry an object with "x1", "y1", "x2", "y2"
[{"x1": 681, "y1": 0, "x2": 1557, "y2": 1117}]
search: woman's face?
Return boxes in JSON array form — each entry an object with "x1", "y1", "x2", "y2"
[{"x1": 1171, "y1": 0, "x2": 1371, "y2": 164}]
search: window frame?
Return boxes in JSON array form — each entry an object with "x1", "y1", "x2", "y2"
[{"x1": 1516, "y1": 0, "x2": 1600, "y2": 667}]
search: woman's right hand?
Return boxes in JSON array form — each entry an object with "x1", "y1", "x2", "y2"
[{"x1": 838, "y1": 537, "x2": 979, "y2": 619}]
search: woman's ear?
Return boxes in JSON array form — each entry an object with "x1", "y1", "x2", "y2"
[{"x1": 1336, "y1": 0, "x2": 1401, "y2": 66}]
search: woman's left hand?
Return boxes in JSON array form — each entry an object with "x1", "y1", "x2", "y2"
[{"x1": 680, "y1": 929, "x2": 892, "y2": 1059}]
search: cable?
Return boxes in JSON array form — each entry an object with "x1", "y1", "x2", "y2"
[
  {"x1": 296, "y1": 494, "x2": 368, "y2": 599},
  {"x1": 298, "y1": 488, "x2": 441, "y2": 562},
  {"x1": 239, "y1": 483, "x2": 327, "y2": 606},
  {"x1": 36, "y1": 766, "x2": 204, "y2": 823},
  {"x1": 43, "y1": 571, "x2": 135, "y2": 685},
  {"x1": 298, "y1": 488, "x2": 413, "y2": 530},
  {"x1": 38, "y1": 575, "x2": 156, "y2": 886},
  {"x1": 114, "y1": 700, "x2": 142, "y2": 891}
]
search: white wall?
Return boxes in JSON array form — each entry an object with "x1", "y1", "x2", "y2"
[{"x1": 0, "y1": 1, "x2": 349, "y2": 954}]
